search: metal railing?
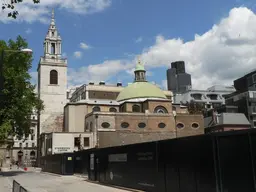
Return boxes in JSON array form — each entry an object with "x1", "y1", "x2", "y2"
[
  {"x1": 12, "y1": 180, "x2": 28, "y2": 192},
  {"x1": 20, "y1": 186, "x2": 28, "y2": 192}
]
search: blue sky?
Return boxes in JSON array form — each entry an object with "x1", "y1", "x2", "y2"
[{"x1": 1, "y1": 0, "x2": 256, "y2": 89}]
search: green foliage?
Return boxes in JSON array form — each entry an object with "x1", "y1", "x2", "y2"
[
  {"x1": 185, "y1": 100, "x2": 205, "y2": 114},
  {"x1": 0, "y1": 36, "x2": 44, "y2": 141},
  {"x1": 2, "y1": 0, "x2": 40, "y2": 19}
]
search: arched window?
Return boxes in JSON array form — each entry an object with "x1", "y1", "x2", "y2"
[
  {"x1": 132, "y1": 105, "x2": 140, "y2": 112},
  {"x1": 51, "y1": 43, "x2": 55, "y2": 54},
  {"x1": 50, "y1": 70, "x2": 58, "y2": 85},
  {"x1": 109, "y1": 107, "x2": 117, "y2": 112},
  {"x1": 154, "y1": 106, "x2": 168, "y2": 113},
  {"x1": 92, "y1": 106, "x2": 101, "y2": 112}
]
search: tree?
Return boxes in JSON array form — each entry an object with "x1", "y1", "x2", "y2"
[
  {"x1": 185, "y1": 100, "x2": 205, "y2": 114},
  {"x1": 0, "y1": 36, "x2": 43, "y2": 142},
  {"x1": 2, "y1": 0, "x2": 40, "y2": 19}
]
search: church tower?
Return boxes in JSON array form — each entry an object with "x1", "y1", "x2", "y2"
[{"x1": 37, "y1": 9, "x2": 67, "y2": 134}]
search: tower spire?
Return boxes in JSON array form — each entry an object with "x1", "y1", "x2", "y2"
[
  {"x1": 51, "y1": 8, "x2": 55, "y2": 25},
  {"x1": 44, "y1": 8, "x2": 62, "y2": 59}
]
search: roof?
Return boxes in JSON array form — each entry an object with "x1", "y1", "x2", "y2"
[
  {"x1": 135, "y1": 63, "x2": 145, "y2": 71},
  {"x1": 116, "y1": 81, "x2": 167, "y2": 101},
  {"x1": 219, "y1": 113, "x2": 250, "y2": 125},
  {"x1": 67, "y1": 99, "x2": 119, "y2": 106},
  {"x1": 119, "y1": 97, "x2": 170, "y2": 104}
]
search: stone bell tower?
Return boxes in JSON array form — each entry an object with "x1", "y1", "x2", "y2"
[{"x1": 37, "y1": 9, "x2": 67, "y2": 134}]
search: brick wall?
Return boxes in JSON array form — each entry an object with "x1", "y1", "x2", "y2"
[
  {"x1": 98, "y1": 131, "x2": 176, "y2": 148},
  {"x1": 175, "y1": 114, "x2": 204, "y2": 137}
]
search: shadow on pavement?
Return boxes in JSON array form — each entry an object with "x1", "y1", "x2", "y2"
[{"x1": 0, "y1": 171, "x2": 26, "y2": 177}]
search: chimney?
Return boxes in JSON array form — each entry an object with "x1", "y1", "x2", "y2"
[
  {"x1": 99, "y1": 81, "x2": 105, "y2": 85},
  {"x1": 117, "y1": 82, "x2": 122, "y2": 87}
]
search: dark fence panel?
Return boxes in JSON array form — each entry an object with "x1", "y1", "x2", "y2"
[
  {"x1": 86, "y1": 142, "x2": 158, "y2": 192},
  {"x1": 74, "y1": 149, "x2": 92, "y2": 175},
  {"x1": 216, "y1": 132, "x2": 255, "y2": 192},
  {"x1": 158, "y1": 135, "x2": 217, "y2": 192},
  {"x1": 40, "y1": 153, "x2": 74, "y2": 175},
  {"x1": 41, "y1": 129, "x2": 256, "y2": 192},
  {"x1": 62, "y1": 153, "x2": 74, "y2": 175}
]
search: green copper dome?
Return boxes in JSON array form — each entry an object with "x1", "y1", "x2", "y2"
[
  {"x1": 135, "y1": 63, "x2": 145, "y2": 71},
  {"x1": 117, "y1": 82, "x2": 167, "y2": 101}
]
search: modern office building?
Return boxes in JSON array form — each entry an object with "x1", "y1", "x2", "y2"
[
  {"x1": 174, "y1": 85, "x2": 235, "y2": 109},
  {"x1": 225, "y1": 70, "x2": 256, "y2": 128},
  {"x1": 167, "y1": 61, "x2": 192, "y2": 93}
]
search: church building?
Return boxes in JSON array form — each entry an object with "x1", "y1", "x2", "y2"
[{"x1": 38, "y1": 10, "x2": 204, "y2": 156}]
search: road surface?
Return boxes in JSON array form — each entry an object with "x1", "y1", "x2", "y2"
[{"x1": 0, "y1": 169, "x2": 132, "y2": 192}]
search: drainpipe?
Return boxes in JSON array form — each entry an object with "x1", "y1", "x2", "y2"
[
  {"x1": 95, "y1": 114, "x2": 99, "y2": 148},
  {"x1": 173, "y1": 111, "x2": 177, "y2": 138}
]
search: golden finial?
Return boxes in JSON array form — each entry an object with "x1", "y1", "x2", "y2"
[{"x1": 137, "y1": 55, "x2": 142, "y2": 65}]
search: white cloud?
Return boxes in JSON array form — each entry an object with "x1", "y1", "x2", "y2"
[
  {"x1": 68, "y1": 59, "x2": 132, "y2": 85},
  {"x1": 135, "y1": 37, "x2": 143, "y2": 43},
  {"x1": 28, "y1": 7, "x2": 256, "y2": 91},
  {"x1": 68, "y1": 7, "x2": 256, "y2": 90},
  {"x1": 62, "y1": 52, "x2": 67, "y2": 58},
  {"x1": 25, "y1": 28, "x2": 32, "y2": 34},
  {"x1": 80, "y1": 42, "x2": 91, "y2": 50},
  {"x1": 0, "y1": 0, "x2": 112, "y2": 23},
  {"x1": 161, "y1": 80, "x2": 167, "y2": 90},
  {"x1": 73, "y1": 51, "x2": 82, "y2": 58}
]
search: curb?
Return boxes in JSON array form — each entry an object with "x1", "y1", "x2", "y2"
[
  {"x1": 74, "y1": 174, "x2": 88, "y2": 179},
  {"x1": 40, "y1": 171, "x2": 62, "y2": 177},
  {"x1": 84, "y1": 179, "x2": 144, "y2": 192}
]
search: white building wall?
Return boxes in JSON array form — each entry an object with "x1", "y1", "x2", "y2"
[
  {"x1": 38, "y1": 62, "x2": 67, "y2": 133},
  {"x1": 41, "y1": 133, "x2": 94, "y2": 156},
  {"x1": 52, "y1": 133, "x2": 73, "y2": 154}
]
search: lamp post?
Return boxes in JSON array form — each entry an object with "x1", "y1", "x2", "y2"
[
  {"x1": 36, "y1": 110, "x2": 41, "y2": 167},
  {"x1": 0, "y1": 48, "x2": 33, "y2": 169}
]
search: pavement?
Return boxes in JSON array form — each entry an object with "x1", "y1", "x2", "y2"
[{"x1": 0, "y1": 168, "x2": 132, "y2": 192}]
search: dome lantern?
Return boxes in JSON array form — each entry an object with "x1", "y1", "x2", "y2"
[{"x1": 134, "y1": 56, "x2": 146, "y2": 82}]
